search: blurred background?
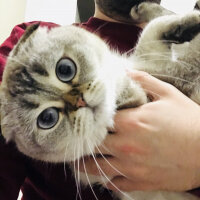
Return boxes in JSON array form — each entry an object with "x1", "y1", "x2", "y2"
[
  {"x1": 0, "y1": 0, "x2": 198, "y2": 44},
  {"x1": 0, "y1": 0, "x2": 94, "y2": 44}
]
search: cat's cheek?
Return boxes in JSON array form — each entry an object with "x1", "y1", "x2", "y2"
[
  {"x1": 67, "y1": 107, "x2": 109, "y2": 160},
  {"x1": 83, "y1": 80, "x2": 106, "y2": 107},
  {"x1": 67, "y1": 108, "x2": 97, "y2": 159}
]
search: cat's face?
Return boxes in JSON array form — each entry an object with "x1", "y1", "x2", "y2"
[{"x1": 0, "y1": 25, "x2": 117, "y2": 162}]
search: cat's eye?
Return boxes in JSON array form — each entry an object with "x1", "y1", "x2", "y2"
[
  {"x1": 37, "y1": 107, "x2": 59, "y2": 129},
  {"x1": 56, "y1": 58, "x2": 77, "y2": 82}
]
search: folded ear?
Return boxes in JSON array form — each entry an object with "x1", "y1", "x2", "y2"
[{"x1": 12, "y1": 23, "x2": 40, "y2": 57}]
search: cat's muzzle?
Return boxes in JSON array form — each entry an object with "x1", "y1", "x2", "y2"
[{"x1": 63, "y1": 93, "x2": 86, "y2": 112}]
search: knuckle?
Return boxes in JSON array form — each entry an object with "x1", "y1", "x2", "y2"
[
  {"x1": 133, "y1": 71, "x2": 150, "y2": 81},
  {"x1": 126, "y1": 116, "x2": 141, "y2": 129},
  {"x1": 162, "y1": 82, "x2": 177, "y2": 95},
  {"x1": 163, "y1": 81, "x2": 173, "y2": 89},
  {"x1": 133, "y1": 166, "x2": 150, "y2": 178}
]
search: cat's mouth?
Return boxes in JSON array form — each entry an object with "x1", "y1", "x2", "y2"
[
  {"x1": 63, "y1": 92, "x2": 102, "y2": 114},
  {"x1": 64, "y1": 95, "x2": 88, "y2": 111},
  {"x1": 65, "y1": 99, "x2": 97, "y2": 113}
]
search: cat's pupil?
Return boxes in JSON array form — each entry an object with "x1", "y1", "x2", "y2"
[
  {"x1": 56, "y1": 58, "x2": 76, "y2": 82},
  {"x1": 37, "y1": 107, "x2": 59, "y2": 129},
  {"x1": 60, "y1": 64, "x2": 71, "y2": 75}
]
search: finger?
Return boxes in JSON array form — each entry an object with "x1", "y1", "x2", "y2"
[
  {"x1": 107, "y1": 176, "x2": 157, "y2": 192},
  {"x1": 78, "y1": 156, "x2": 121, "y2": 177},
  {"x1": 127, "y1": 70, "x2": 171, "y2": 98},
  {"x1": 113, "y1": 108, "x2": 147, "y2": 134},
  {"x1": 95, "y1": 109, "x2": 148, "y2": 156},
  {"x1": 94, "y1": 142, "x2": 115, "y2": 155}
]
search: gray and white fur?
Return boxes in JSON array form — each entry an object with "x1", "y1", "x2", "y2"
[{"x1": 0, "y1": 3, "x2": 200, "y2": 200}]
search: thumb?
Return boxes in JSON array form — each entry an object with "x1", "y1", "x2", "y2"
[{"x1": 127, "y1": 70, "x2": 171, "y2": 99}]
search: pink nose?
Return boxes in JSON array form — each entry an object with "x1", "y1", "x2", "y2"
[{"x1": 76, "y1": 97, "x2": 86, "y2": 108}]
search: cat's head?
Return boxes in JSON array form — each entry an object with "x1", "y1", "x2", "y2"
[{"x1": 0, "y1": 24, "x2": 117, "y2": 162}]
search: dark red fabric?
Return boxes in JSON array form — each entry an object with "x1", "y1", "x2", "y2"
[
  {"x1": 0, "y1": 17, "x2": 199, "y2": 200},
  {"x1": 75, "y1": 17, "x2": 142, "y2": 54}
]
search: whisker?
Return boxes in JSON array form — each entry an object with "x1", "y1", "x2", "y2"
[
  {"x1": 89, "y1": 147, "x2": 111, "y2": 189},
  {"x1": 99, "y1": 144, "x2": 113, "y2": 156},
  {"x1": 81, "y1": 148, "x2": 99, "y2": 200},
  {"x1": 87, "y1": 141, "x2": 134, "y2": 200},
  {"x1": 150, "y1": 73, "x2": 195, "y2": 85},
  {"x1": 136, "y1": 56, "x2": 197, "y2": 70},
  {"x1": 95, "y1": 145, "x2": 128, "y2": 178},
  {"x1": 73, "y1": 142, "x2": 82, "y2": 200},
  {"x1": 77, "y1": 140, "x2": 83, "y2": 200},
  {"x1": 124, "y1": 48, "x2": 170, "y2": 57},
  {"x1": 134, "y1": 52, "x2": 171, "y2": 59},
  {"x1": 136, "y1": 39, "x2": 184, "y2": 46}
]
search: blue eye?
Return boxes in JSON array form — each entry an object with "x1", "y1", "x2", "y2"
[
  {"x1": 56, "y1": 58, "x2": 77, "y2": 82},
  {"x1": 37, "y1": 107, "x2": 59, "y2": 129}
]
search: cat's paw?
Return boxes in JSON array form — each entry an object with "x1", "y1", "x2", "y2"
[
  {"x1": 130, "y1": 2, "x2": 151, "y2": 23},
  {"x1": 130, "y1": 2, "x2": 172, "y2": 23},
  {"x1": 163, "y1": 11, "x2": 200, "y2": 43},
  {"x1": 117, "y1": 78, "x2": 147, "y2": 110}
]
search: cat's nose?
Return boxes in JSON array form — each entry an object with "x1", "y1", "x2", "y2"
[
  {"x1": 76, "y1": 97, "x2": 86, "y2": 108},
  {"x1": 62, "y1": 93, "x2": 86, "y2": 110}
]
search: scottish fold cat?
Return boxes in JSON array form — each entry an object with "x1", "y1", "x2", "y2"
[{"x1": 0, "y1": 3, "x2": 200, "y2": 200}]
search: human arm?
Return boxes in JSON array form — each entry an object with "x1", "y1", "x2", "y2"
[{"x1": 79, "y1": 70, "x2": 200, "y2": 192}]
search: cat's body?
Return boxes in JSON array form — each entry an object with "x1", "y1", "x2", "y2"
[{"x1": 0, "y1": 3, "x2": 200, "y2": 200}]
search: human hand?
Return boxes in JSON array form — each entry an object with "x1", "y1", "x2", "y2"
[{"x1": 79, "y1": 71, "x2": 200, "y2": 192}]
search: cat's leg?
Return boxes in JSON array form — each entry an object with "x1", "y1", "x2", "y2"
[
  {"x1": 130, "y1": 2, "x2": 173, "y2": 23},
  {"x1": 133, "y1": 11, "x2": 200, "y2": 69},
  {"x1": 136, "y1": 10, "x2": 200, "y2": 51},
  {"x1": 116, "y1": 77, "x2": 148, "y2": 109}
]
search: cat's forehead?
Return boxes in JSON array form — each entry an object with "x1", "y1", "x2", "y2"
[
  {"x1": 15, "y1": 25, "x2": 108, "y2": 68},
  {"x1": 32, "y1": 25, "x2": 103, "y2": 50}
]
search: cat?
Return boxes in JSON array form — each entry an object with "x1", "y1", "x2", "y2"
[{"x1": 0, "y1": 4, "x2": 200, "y2": 200}]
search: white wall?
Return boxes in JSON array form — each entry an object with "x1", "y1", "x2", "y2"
[
  {"x1": 0, "y1": 0, "x2": 77, "y2": 44},
  {"x1": 161, "y1": 0, "x2": 197, "y2": 14},
  {"x1": 25, "y1": 0, "x2": 77, "y2": 25},
  {"x1": 0, "y1": 0, "x2": 198, "y2": 45},
  {"x1": 0, "y1": 0, "x2": 26, "y2": 44}
]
